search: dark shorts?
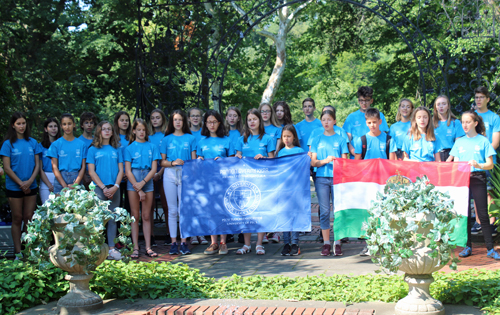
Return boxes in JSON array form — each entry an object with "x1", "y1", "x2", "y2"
[{"x1": 6, "y1": 187, "x2": 39, "y2": 198}]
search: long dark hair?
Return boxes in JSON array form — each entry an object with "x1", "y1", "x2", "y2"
[
  {"x1": 4, "y1": 112, "x2": 31, "y2": 145},
  {"x1": 462, "y1": 110, "x2": 486, "y2": 136},
  {"x1": 165, "y1": 110, "x2": 192, "y2": 136},
  {"x1": 243, "y1": 108, "x2": 266, "y2": 143},
  {"x1": 41, "y1": 117, "x2": 61, "y2": 148},
  {"x1": 273, "y1": 101, "x2": 293, "y2": 125},
  {"x1": 113, "y1": 111, "x2": 131, "y2": 141},
  {"x1": 278, "y1": 124, "x2": 301, "y2": 151},
  {"x1": 225, "y1": 106, "x2": 243, "y2": 135},
  {"x1": 201, "y1": 110, "x2": 226, "y2": 138}
]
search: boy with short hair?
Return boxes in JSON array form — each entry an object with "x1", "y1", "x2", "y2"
[
  {"x1": 296, "y1": 98, "x2": 322, "y2": 152},
  {"x1": 343, "y1": 87, "x2": 389, "y2": 158},
  {"x1": 473, "y1": 86, "x2": 499, "y2": 236},
  {"x1": 79, "y1": 112, "x2": 97, "y2": 189}
]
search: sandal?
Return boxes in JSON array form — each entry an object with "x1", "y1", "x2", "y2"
[
  {"x1": 236, "y1": 245, "x2": 251, "y2": 255},
  {"x1": 131, "y1": 249, "x2": 139, "y2": 259},
  {"x1": 146, "y1": 248, "x2": 158, "y2": 257},
  {"x1": 256, "y1": 245, "x2": 265, "y2": 255}
]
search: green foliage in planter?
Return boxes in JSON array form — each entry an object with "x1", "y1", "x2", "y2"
[
  {"x1": 21, "y1": 185, "x2": 134, "y2": 273},
  {"x1": 363, "y1": 176, "x2": 460, "y2": 273},
  {"x1": 487, "y1": 163, "x2": 500, "y2": 234}
]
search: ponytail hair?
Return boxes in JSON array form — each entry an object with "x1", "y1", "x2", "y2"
[
  {"x1": 462, "y1": 110, "x2": 486, "y2": 136},
  {"x1": 278, "y1": 124, "x2": 300, "y2": 152},
  {"x1": 396, "y1": 98, "x2": 414, "y2": 122}
]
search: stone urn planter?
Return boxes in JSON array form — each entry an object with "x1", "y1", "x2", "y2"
[
  {"x1": 49, "y1": 215, "x2": 109, "y2": 314},
  {"x1": 363, "y1": 176, "x2": 459, "y2": 315},
  {"x1": 21, "y1": 186, "x2": 134, "y2": 315}
]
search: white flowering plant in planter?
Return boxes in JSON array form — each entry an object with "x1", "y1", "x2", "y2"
[
  {"x1": 22, "y1": 185, "x2": 134, "y2": 273},
  {"x1": 362, "y1": 176, "x2": 460, "y2": 273}
]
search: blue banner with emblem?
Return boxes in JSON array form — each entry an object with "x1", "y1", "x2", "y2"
[{"x1": 179, "y1": 153, "x2": 312, "y2": 238}]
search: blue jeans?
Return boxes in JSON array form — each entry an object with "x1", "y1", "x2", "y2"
[
  {"x1": 54, "y1": 171, "x2": 79, "y2": 194},
  {"x1": 283, "y1": 232, "x2": 299, "y2": 245},
  {"x1": 127, "y1": 169, "x2": 154, "y2": 192},
  {"x1": 316, "y1": 177, "x2": 333, "y2": 231}
]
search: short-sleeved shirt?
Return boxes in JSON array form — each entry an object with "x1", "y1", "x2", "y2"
[
  {"x1": 0, "y1": 138, "x2": 41, "y2": 191},
  {"x1": 235, "y1": 134, "x2": 276, "y2": 157},
  {"x1": 310, "y1": 134, "x2": 349, "y2": 177},
  {"x1": 197, "y1": 136, "x2": 233, "y2": 159},
  {"x1": 343, "y1": 109, "x2": 390, "y2": 143},
  {"x1": 296, "y1": 119, "x2": 323, "y2": 151},
  {"x1": 119, "y1": 134, "x2": 129, "y2": 173},
  {"x1": 434, "y1": 119, "x2": 465, "y2": 151},
  {"x1": 476, "y1": 110, "x2": 500, "y2": 144},
  {"x1": 78, "y1": 135, "x2": 93, "y2": 151},
  {"x1": 228, "y1": 130, "x2": 241, "y2": 145},
  {"x1": 149, "y1": 132, "x2": 164, "y2": 148},
  {"x1": 307, "y1": 126, "x2": 350, "y2": 147},
  {"x1": 38, "y1": 143, "x2": 53, "y2": 173},
  {"x1": 401, "y1": 134, "x2": 438, "y2": 162},
  {"x1": 47, "y1": 137, "x2": 87, "y2": 172},
  {"x1": 389, "y1": 121, "x2": 411, "y2": 149},
  {"x1": 354, "y1": 132, "x2": 397, "y2": 159},
  {"x1": 124, "y1": 141, "x2": 161, "y2": 170},
  {"x1": 264, "y1": 125, "x2": 282, "y2": 143},
  {"x1": 191, "y1": 129, "x2": 203, "y2": 146},
  {"x1": 450, "y1": 134, "x2": 496, "y2": 172},
  {"x1": 277, "y1": 146, "x2": 305, "y2": 158},
  {"x1": 87, "y1": 145, "x2": 123, "y2": 186},
  {"x1": 160, "y1": 133, "x2": 197, "y2": 161}
]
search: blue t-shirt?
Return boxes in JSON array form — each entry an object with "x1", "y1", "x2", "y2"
[
  {"x1": 476, "y1": 110, "x2": 500, "y2": 144},
  {"x1": 149, "y1": 132, "x2": 164, "y2": 148},
  {"x1": 228, "y1": 129, "x2": 241, "y2": 144},
  {"x1": 450, "y1": 134, "x2": 497, "y2": 172},
  {"x1": 310, "y1": 134, "x2": 349, "y2": 177},
  {"x1": 160, "y1": 133, "x2": 197, "y2": 162},
  {"x1": 78, "y1": 135, "x2": 93, "y2": 151},
  {"x1": 119, "y1": 134, "x2": 129, "y2": 173},
  {"x1": 47, "y1": 137, "x2": 87, "y2": 172},
  {"x1": 124, "y1": 141, "x2": 161, "y2": 170},
  {"x1": 191, "y1": 129, "x2": 203, "y2": 145},
  {"x1": 434, "y1": 119, "x2": 465, "y2": 151},
  {"x1": 38, "y1": 143, "x2": 53, "y2": 173},
  {"x1": 0, "y1": 138, "x2": 41, "y2": 191},
  {"x1": 307, "y1": 126, "x2": 350, "y2": 147},
  {"x1": 264, "y1": 125, "x2": 282, "y2": 143},
  {"x1": 389, "y1": 121, "x2": 411, "y2": 150},
  {"x1": 296, "y1": 119, "x2": 323, "y2": 152},
  {"x1": 343, "y1": 109, "x2": 389, "y2": 143},
  {"x1": 235, "y1": 134, "x2": 276, "y2": 157},
  {"x1": 197, "y1": 136, "x2": 233, "y2": 159},
  {"x1": 354, "y1": 132, "x2": 397, "y2": 159},
  {"x1": 277, "y1": 146, "x2": 305, "y2": 157},
  {"x1": 87, "y1": 145, "x2": 123, "y2": 186},
  {"x1": 401, "y1": 134, "x2": 438, "y2": 162}
]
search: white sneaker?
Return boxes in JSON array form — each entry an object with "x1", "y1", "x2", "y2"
[
  {"x1": 191, "y1": 237, "x2": 200, "y2": 245},
  {"x1": 262, "y1": 235, "x2": 269, "y2": 244},
  {"x1": 269, "y1": 233, "x2": 280, "y2": 243},
  {"x1": 107, "y1": 248, "x2": 122, "y2": 260},
  {"x1": 198, "y1": 236, "x2": 209, "y2": 245}
]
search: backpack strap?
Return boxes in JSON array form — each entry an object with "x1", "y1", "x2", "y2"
[
  {"x1": 361, "y1": 135, "x2": 367, "y2": 160},
  {"x1": 385, "y1": 134, "x2": 392, "y2": 159}
]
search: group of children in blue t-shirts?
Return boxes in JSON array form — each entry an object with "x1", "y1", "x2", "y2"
[{"x1": 1, "y1": 86, "x2": 499, "y2": 260}]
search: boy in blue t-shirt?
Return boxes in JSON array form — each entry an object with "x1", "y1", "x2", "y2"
[
  {"x1": 343, "y1": 86, "x2": 389, "y2": 158},
  {"x1": 354, "y1": 108, "x2": 397, "y2": 160},
  {"x1": 78, "y1": 112, "x2": 97, "y2": 189},
  {"x1": 296, "y1": 98, "x2": 323, "y2": 152}
]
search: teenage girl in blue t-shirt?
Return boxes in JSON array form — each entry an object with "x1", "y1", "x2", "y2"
[
  {"x1": 0, "y1": 112, "x2": 41, "y2": 256},
  {"x1": 48, "y1": 113, "x2": 87, "y2": 193},
  {"x1": 125, "y1": 119, "x2": 161, "y2": 259},
  {"x1": 259, "y1": 103, "x2": 282, "y2": 151},
  {"x1": 433, "y1": 95, "x2": 465, "y2": 161},
  {"x1": 160, "y1": 110, "x2": 197, "y2": 255},
  {"x1": 197, "y1": 110, "x2": 234, "y2": 255},
  {"x1": 225, "y1": 106, "x2": 243, "y2": 144},
  {"x1": 114, "y1": 111, "x2": 131, "y2": 214},
  {"x1": 148, "y1": 108, "x2": 169, "y2": 247},
  {"x1": 188, "y1": 108, "x2": 203, "y2": 144},
  {"x1": 39, "y1": 117, "x2": 61, "y2": 204},
  {"x1": 447, "y1": 111, "x2": 500, "y2": 260},
  {"x1": 235, "y1": 108, "x2": 276, "y2": 255},
  {"x1": 389, "y1": 99, "x2": 413, "y2": 160},
  {"x1": 277, "y1": 124, "x2": 305, "y2": 256},
  {"x1": 310, "y1": 110, "x2": 349, "y2": 257},
  {"x1": 402, "y1": 107, "x2": 441, "y2": 162},
  {"x1": 87, "y1": 121, "x2": 124, "y2": 261}
]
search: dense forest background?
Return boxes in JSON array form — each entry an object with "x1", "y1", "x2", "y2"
[{"x1": 2, "y1": 0, "x2": 500, "y2": 139}]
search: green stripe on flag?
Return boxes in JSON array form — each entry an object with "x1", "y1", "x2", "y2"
[
  {"x1": 333, "y1": 209, "x2": 370, "y2": 240},
  {"x1": 449, "y1": 215, "x2": 468, "y2": 248}
]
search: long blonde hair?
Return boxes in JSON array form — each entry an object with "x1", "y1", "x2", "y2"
[
  {"x1": 433, "y1": 95, "x2": 457, "y2": 127},
  {"x1": 148, "y1": 108, "x2": 168, "y2": 134},
  {"x1": 396, "y1": 98, "x2": 414, "y2": 122},
  {"x1": 409, "y1": 107, "x2": 436, "y2": 141},
  {"x1": 92, "y1": 121, "x2": 120, "y2": 149},
  {"x1": 258, "y1": 102, "x2": 279, "y2": 127}
]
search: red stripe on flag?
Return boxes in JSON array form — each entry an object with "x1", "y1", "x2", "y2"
[{"x1": 333, "y1": 159, "x2": 470, "y2": 187}]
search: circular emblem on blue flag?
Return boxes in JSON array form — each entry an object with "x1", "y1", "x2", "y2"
[{"x1": 224, "y1": 181, "x2": 261, "y2": 216}]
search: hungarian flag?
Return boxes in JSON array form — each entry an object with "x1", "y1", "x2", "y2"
[{"x1": 333, "y1": 159, "x2": 471, "y2": 247}]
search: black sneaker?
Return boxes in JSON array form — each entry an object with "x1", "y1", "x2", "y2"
[
  {"x1": 290, "y1": 244, "x2": 300, "y2": 256},
  {"x1": 281, "y1": 243, "x2": 291, "y2": 256},
  {"x1": 164, "y1": 239, "x2": 172, "y2": 246},
  {"x1": 491, "y1": 225, "x2": 498, "y2": 237},
  {"x1": 226, "y1": 234, "x2": 235, "y2": 243},
  {"x1": 151, "y1": 235, "x2": 157, "y2": 247},
  {"x1": 238, "y1": 233, "x2": 244, "y2": 244}
]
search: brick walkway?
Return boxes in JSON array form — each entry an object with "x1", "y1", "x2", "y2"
[{"x1": 118, "y1": 304, "x2": 375, "y2": 315}]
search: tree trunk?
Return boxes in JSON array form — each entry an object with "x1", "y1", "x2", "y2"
[
  {"x1": 204, "y1": 3, "x2": 222, "y2": 113},
  {"x1": 261, "y1": 27, "x2": 287, "y2": 104}
]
